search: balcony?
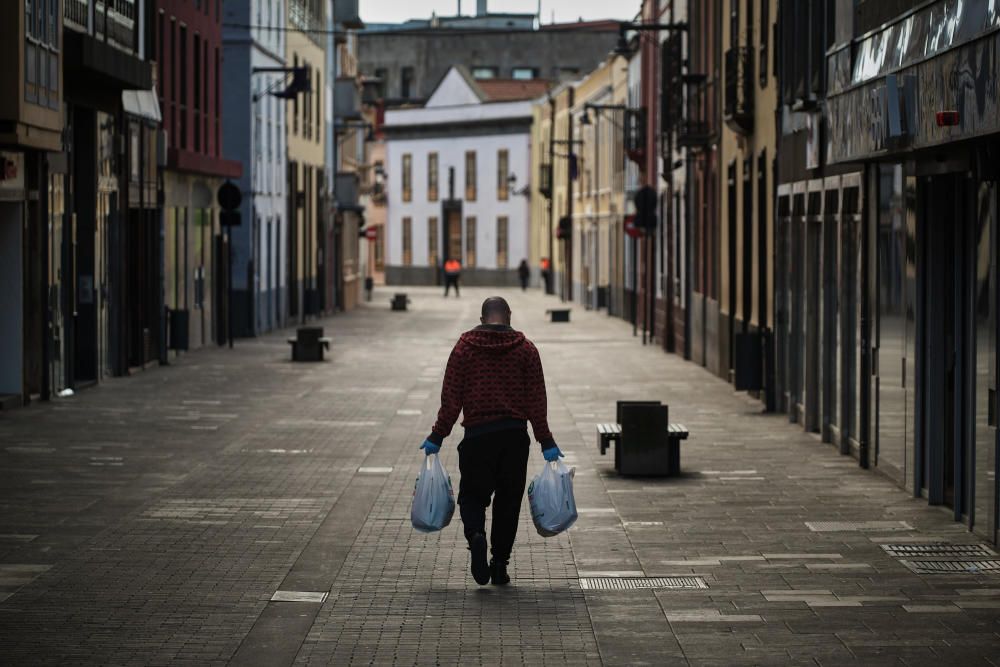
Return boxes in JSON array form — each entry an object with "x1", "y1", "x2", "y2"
[
  {"x1": 677, "y1": 75, "x2": 713, "y2": 148},
  {"x1": 334, "y1": 0, "x2": 365, "y2": 29},
  {"x1": 724, "y1": 47, "x2": 754, "y2": 135},
  {"x1": 335, "y1": 172, "x2": 362, "y2": 212},
  {"x1": 334, "y1": 77, "x2": 361, "y2": 121}
]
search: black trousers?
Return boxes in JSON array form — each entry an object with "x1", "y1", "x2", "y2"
[
  {"x1": 457, "y1": 428, "x2": 530, "y2": 562},
  {"x1": 444, "y1": 275, "x2": 460, "y2": 296}
]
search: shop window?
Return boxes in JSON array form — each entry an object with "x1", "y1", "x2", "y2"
[
  {"x1": 428, "y1": 217, "x2": 438, "y2": 266},
  {"x1": 465, "y1": 217, "x2": 477, "y2": 267},
  {"x1": 496, "y1": 217, "x2": 508, "y2": 268}
]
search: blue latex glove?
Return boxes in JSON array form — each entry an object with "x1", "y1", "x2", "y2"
[
  {"x1": 542, "y1": 445, "x2": 564, "y2": 462},
  {"x1": 420, "y1": 439, "x2": 440, "y2": 456}
]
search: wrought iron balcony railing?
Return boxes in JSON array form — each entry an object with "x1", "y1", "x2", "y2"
[
  {"x1": 677, "y1": 75, "x2": 713, "y2": 148},
  {"x1": 724, "y1": 46, "x2": 754, "y2": 135}
]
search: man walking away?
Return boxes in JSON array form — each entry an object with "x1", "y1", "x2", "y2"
[
  {"x1": 444, "y1": 258, "x2": 462, "y2": 297},
  {"x1": 517, "y1": 259, "x2": 530, "y2": 291},
  {"x1": 419, "y1": 297, "x2": 563, "y2": 586}
]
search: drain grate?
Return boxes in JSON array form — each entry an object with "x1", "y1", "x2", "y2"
[
  {"x1": 579, "y1": 576, "x2": 708, "y2": 591},
  {"x1": 805, "y1": 520, "x2": 913, "y2": 532},
  {"x1": 900, "y1": 559, "x2": 1000, "y2": 574},
  {"x1": 881, "y1": 543, "x2": 997, "y2": 558}
]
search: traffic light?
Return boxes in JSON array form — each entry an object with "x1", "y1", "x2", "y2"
[
  {"x1": 556, "y1": 216, "x2": 572, "y2": 240},
  {"x1": 633, "y1": 185, "x2": 657, "y2": 230}
]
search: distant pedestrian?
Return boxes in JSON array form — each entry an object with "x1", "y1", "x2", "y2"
[
  {"x1": 517, "y1": 259, "x2": 530, "y2": 291},
  {"x1": 540, "y1": 257, "x2": 552, "y2": 293},
  {"x1": 444, "y1": 258, "x2": 462, "y2": 297},
  {"x1": 419, "y1": 297, "x2": 562, "y2": 586}
]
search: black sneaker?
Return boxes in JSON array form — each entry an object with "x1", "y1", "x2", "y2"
[
  {"x1": 490, "y1": 558, "x2": 510, "y2": 586},
  {"x1": 468, "y1": 533, "x2": 490, "y2": 585}
]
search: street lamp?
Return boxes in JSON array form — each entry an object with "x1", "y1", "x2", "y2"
[{"x1": 614, "y1": 20, "x2": 690, "y2": 58}]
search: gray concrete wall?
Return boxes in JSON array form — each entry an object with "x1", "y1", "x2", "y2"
[{"x1": 359, "y1": 30, "x2": 618, "y2": 101}]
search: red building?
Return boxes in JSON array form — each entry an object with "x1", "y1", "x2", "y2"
[{"x1": 155, "y1": 0, "x2": 242, "y2": 353}]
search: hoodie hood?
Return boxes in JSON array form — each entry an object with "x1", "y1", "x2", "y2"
[{"x1": 460, "y1": 326, "x2": 526, "y2": 352}]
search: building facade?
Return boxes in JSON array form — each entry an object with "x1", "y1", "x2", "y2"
[
  {"x1": 157, "y1": 0, "x2": 242, "y2": 355},
  {"x1": 222, "y1": 0, "x2": 288, "y2": 336},
  {"x1": 786, "y1": 0, "x2": 998, "y2": 544},
  {"x1": 383, "y1": 67, "x2": 538, "y2": 286},
  {"x1": 0, "y1": 0, "x2": 65, "y2": 406}
]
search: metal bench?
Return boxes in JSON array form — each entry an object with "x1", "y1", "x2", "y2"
[
  {"x1": 287, "y1": 326, "x2": 331, "y2": 362},
  {"x1": 546, "y1": 308, "x2": 571, "y2": 322},
  {"x1": 391, "y1": 293, "x2": 410, "y2": 311},
  {"x1": 597, "y1": 400, "x2": 689, "y2": 476}
]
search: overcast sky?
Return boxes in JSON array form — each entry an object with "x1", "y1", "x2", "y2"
[{"x1": 360, "y1": 0, "x2": 640, "y2": 25}]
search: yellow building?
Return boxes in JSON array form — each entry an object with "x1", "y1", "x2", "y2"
[
  {"x1": 718, "y1": 0, "x2": 778, "y2": 394},
  {"x1": 286, "y1": 0, "x2": 326, "y2": 318}
]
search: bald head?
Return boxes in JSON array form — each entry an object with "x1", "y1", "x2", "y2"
[{"x1": 480, "y1": 297, "x2": 512, "y2": 326}]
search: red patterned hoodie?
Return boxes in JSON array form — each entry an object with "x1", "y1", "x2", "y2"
[{"x1": 427, "y1": 325, "x2": 555, "y2": 449}]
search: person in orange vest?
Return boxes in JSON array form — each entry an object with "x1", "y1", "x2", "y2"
[
  {"x1": 539, "y1": 257, "x2": 552, "y2": 293},
  {"x1": 444, "y1": 258, "x2": 462, "y2": 297}
]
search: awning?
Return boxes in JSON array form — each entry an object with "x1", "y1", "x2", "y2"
[{"x1": 122, "y1": 87, "x2": 162, "y2": 123}]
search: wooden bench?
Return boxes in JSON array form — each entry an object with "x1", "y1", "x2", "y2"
[
  {"x1": 391, "y1": 293, "x2": 410, "y2": 311},
  {"x1": 287, "y1": 327, "x2": 331, "y2": 362},
  {"x1": 596, "y1": 400, "x2": 689, "y2": 476},
  {"x1": 546, "y1": 308, "x2": 571, "y2": 322}
]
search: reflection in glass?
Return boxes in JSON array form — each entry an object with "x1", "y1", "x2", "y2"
[
  {"x1": 973, "y1": 182, "x2": 997, "y2": 542},
  {"x1": 877, "y1": 164, "x2": 907, "y2": 481}
]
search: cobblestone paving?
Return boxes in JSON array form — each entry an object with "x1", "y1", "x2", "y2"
[{"x1": 0, "y1": 286, "x2": 998, "y2": 665}]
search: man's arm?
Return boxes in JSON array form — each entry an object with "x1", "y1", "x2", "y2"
[
  {"x1": 524, "y1": 342, "x2": 556, "y2": 449},
  {"x1": 426, "y1": 345, "x2": 464, "y2": 445}
]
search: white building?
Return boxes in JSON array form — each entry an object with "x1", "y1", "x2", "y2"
[
  {"x1": 383, "y1": 67, "x2": 547, "y2": 286},
  {"x1": 223, "y1": 0, "x2": 288, "y2": 336}
]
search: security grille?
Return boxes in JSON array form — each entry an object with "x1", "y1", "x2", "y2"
[
  {"x1": 881, "y1": 544, "x2": 997, "y2": 558},
  {"x1": 899, "y1": 560, "x2": 1000, "y2": 574},
  {"x1": 579, "y1": 577, "x2": 708, "y2": 591}
]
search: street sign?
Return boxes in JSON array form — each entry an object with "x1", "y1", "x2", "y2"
[
  {"x1": 364, "y1": 227, "x2": 377, "y2": 241},
  {"x1": 624, "y1": 214, "x2": 641, "y2": 238},
  {"x1": 217, "y1": 181, "x2": 242, "y2": 211},
  {"x1": 220, "y1": 210, "x2": 241, "y2": 227}
]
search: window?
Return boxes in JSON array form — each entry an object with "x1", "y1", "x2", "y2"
[
  {"x1": 374, "y1": 67, "x2": 388, "y2": 99},
  {"x1": 511, "y1": 67, "x2": 537, "y2": 80},
  {"x1": 759, "y1": 0, "x2": 769, "y2": 87},
  {"x1": 179, "y1": 25, "x2": 187, "y2": 149},
  {"x1": 497, "y1": 149, "x2": 509, "y2": 201},
  {"x1": 427, "y1": 153, "x2": 439, "y2": 202},
  {"x1": 374, "y1": 226, "x2": 385, "y2": 271},
  {"x1": 215, "y1": 47, "x2": 220, "y2": 156},
  {"x1": 465, "y1": 151, "x2": 477, "y2": 202},
  {"x1": 401, "y1": 67, "x2": 414, "y2": 99},
  {"x1": 402, "y1": 153, "x2": 412, "y2": 202},
  {"x1": 465, "y1": 217, "x2": 477, "y2": 267},
  {"x1": 193, "y1": 33, "x2": 201, "y2": 151},
  {"x1": 471, "y1": 67, "x2": 498, "y2": 80},
  {"x1": 292, "y1": 54, "x2": 299, "y2": 135},
  {"x1": 428, "y1": 217, "x2": 439, "y2": 267},
  {"x1": 402, "y1": 217, "x2": 412, "y2": 265},
  {"x1": 315, "y1": 68, "x2": 322, "y2": 144},
  {"x1": 496, "y1": 216, "x2": 508, "y2": 268}
]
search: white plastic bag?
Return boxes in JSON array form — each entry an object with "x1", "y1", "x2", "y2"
[
  {"x1": 528, "y1": 460, "x2": 578, "y2": 537},
  {"x1": 410, "y1": 453, "x2": 456, "y2": 533}
]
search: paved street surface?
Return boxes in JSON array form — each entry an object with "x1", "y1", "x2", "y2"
[{"x1": 1, "y1": 287, "x2": 998, "y2": 666}]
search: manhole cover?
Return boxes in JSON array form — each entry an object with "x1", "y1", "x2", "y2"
[
  {"x1": 881, "y1": 543, "x2": 997, "y2": 558},
  {"x1": 579, "y1": 576, "x2": 708, "y2": 591},
  {"x1": 805, "y1": 520, "x2": 913, "y2": 532},
  {"x1": 900, "y1": 559, "x2": 1000, "y2": 574}
]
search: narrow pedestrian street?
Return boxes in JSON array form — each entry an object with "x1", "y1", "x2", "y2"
[{"x1": 0, "y1": 288, "x2": 998, "y2": 665}]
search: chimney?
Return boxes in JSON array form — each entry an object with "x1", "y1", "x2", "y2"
[{"x1": 477, "y1": 0, "x2": 487, "y2": 16}]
